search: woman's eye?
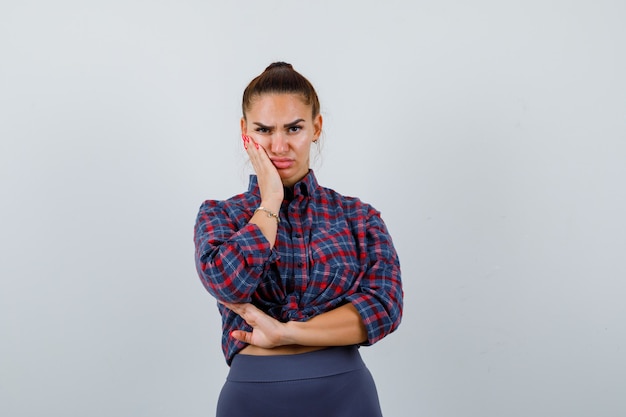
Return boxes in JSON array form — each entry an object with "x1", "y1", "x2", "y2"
[
  {"x1": 255, "y1": 127, "x2": 270, "y2": 133},
  {"x1": 288, "y1": 126, "x2": 302, "y2": 133}
]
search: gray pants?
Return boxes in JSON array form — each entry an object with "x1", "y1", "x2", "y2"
[{"x1": 217, "y1": 345, "x2": 384, "y2": 417}]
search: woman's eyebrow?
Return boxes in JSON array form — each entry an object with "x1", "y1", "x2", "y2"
[
  {"x1": 252, "y1": 119, "x2": 305, "y2": 129},
  {"x1": 284, "y1": 119, "x2": 305, "y2": 128}
]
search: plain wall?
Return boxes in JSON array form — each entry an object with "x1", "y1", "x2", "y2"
[{"x1": 1, "y1": 1, "x2": 625, "y2": 416}]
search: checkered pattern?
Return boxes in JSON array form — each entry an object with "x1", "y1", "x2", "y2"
[{"x1": 194, "y1": 170, "x2": 403, "y2": 365}]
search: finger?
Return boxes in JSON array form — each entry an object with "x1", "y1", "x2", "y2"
[
  {"x1": 242, "y1": 135, "x2": 259, "y2": 160},
  {"x1": 242, "y1": 134, "x2": 260, "y2": 152},
  {"x1": 231, "y1": 330, "x2": 252, "y2": 344},
  {"x1": 219, "y1": 301, "x2": 242, "y2": 314},
  {"x1": 220, "y1": 302, "x2": 256, "y2": 322},
  {"x1": 246, "y1": 135, "x2": 270, "y2": 159},
  {"x1": 242, "y1": 136, "x2": 268, "y2": 173}
]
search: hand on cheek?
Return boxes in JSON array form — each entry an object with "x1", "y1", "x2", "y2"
[{"x1": 241, "y1": 134, "x2": 284, "y2": 205}]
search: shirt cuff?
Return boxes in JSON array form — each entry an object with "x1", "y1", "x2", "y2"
[{"x1": 345, "y1": 293, "x2": 395, "y2": 345}]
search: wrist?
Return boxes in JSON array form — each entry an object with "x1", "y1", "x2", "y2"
[
  {"x1": 282, "y1": 321, "x2": 300, "y2": 346},
  {"x1": 259, "y1": 200, "x2": 281, "y2": 213},
  {"x1": 255, "y1": 206, "x2": 280, "y2": 224}
]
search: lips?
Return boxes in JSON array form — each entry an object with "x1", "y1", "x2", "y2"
[{"x1": 271, "y1": 158, "x2": 294, "y2": 169}]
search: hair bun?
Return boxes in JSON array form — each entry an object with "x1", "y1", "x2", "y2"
[
  {"x1": 265, "y1": 61, "x2": 294, "y2": 71},
  {"x1": 242, "y1": 61, "x2": 320, "y2": 118}
]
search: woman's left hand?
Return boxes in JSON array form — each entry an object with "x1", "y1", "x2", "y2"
[{"x1": 220, "y1": 302, "x2": 286, "y2": 348}]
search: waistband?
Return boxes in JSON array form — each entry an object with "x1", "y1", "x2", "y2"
[{"x1": 226, "y1": 345, "x2": 366, "y2": 382}]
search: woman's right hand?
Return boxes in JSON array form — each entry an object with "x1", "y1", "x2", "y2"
[{"x1": 242, "y1": 134, "x2": 284, "y2": 209}]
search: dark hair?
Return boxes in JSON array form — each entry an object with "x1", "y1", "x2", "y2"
[{"x1": 242, "y1": 62, "x2": 320, "y2": 119}]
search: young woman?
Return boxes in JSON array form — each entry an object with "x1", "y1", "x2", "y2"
[{"x1": 194, "y1": 62, "x2": 403, "y2": 417}]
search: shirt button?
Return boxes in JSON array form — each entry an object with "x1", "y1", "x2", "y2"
[
  {"x1": 297, "y1": 262, "x2": 303, "y2": 268},
  {"x1": 295, "y1": 233, "x2": 302, "y2": 238}
]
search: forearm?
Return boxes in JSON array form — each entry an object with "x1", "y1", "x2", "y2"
[
  {"x1": 283, "y1": 303, "x2": 368, "y2": 347},
  {"x1": 248, "y1": 201, "x2": 280, "y2": 248}
]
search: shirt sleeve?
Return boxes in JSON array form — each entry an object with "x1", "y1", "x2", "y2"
[
  {"x1": 193, "y1": 200, "x2": 279, "y2": 303},
  {"x1": 345, "y1": 208, "x2": 403, "y2": 345}
]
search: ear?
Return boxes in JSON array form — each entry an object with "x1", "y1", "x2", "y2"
[
  {"x1": 240, "y1": 117, "x2": 247, "y2": 135},
  {"x1": 313, "y1": 114, "x2": 323, "y2": 141}
]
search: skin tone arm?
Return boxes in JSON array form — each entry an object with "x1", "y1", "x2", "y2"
[{"x1": 222, "y1": 301, "x2": 368, "y2": 348}]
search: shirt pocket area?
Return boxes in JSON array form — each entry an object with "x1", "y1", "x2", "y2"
[{"x1": 303, "y1": 227, "x2": 362, "y2": 306}]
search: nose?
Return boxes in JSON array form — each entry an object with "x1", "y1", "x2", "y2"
[{"x1": 270, "y1": 132, "x2": 288, "y2": 154}]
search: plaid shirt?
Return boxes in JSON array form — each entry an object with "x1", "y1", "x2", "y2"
[{"x1": 194, "y1": 170, "x2": 403, "y2": 365}]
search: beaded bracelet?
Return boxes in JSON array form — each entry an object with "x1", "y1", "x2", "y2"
[{"x1": 255, "y1": 206, "x2": 280, "y2": 224}]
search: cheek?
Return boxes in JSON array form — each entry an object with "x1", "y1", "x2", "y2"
[
  {"x1": 248, "y1": 134, "x2": 270, "y2": 148},
  {"x1": 297, "y1": 142, "x2": 313, "y2": 157}
]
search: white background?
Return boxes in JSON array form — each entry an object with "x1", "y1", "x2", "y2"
[{"x1": 1, "y1": 1, "x2": 625, "y2": 416}]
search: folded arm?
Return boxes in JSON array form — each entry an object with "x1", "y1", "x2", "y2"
[{"x1": 222, "y1": 302, "x2": 367, "y2": 348}]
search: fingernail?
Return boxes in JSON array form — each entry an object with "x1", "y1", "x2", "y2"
[{"x1": 254, "y1": 142, "x2": 259, "y2": 149}]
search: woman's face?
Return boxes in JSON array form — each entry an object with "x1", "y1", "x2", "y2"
[{"x1": 241, "y1": 93, "x2": 322, "y2": 187}]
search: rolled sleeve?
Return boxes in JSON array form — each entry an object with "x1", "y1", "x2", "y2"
[
  {"x1": 346, "y1": 210, "x2": 403, "y2": 344},
  {"x1": 194, "y1": 202, "x2": 278, "y2": 303}
]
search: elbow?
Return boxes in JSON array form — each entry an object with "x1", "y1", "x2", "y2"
[
  {"x1": 368, "y1": 287, "x2": 404, "y2": 344},
  {"x1": 195, "y1": 259, "x2": 254, "y2": 303},
  {"x1": 358, "y1": 296, "x2": 403, "y2": 346},
  {"x1": 390, "y1": 285, "x2": 404, "y2": 332},
  {"x1": 199, "y1": 274, "x2": 252, "y2": 303},
  {"x1": 388, "y1": 304, "x2": 403, "y2": 335},
  {"x1": 387, "y1": 269, "x2": 404, "y2": 335},
  {"x1": 378, "y1": 304, "x2": 403, "y2": 342},
  {"x1": 386, "y1": 291, "x2": 403, "y2": 337}
]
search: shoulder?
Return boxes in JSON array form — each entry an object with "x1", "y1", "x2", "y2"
[
  {"x1": 196, "y1": 191, "x2": 259, "y2": 222},
  {"x1": 316, "y1": 184, "x2": 380, "y2": 217}
]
